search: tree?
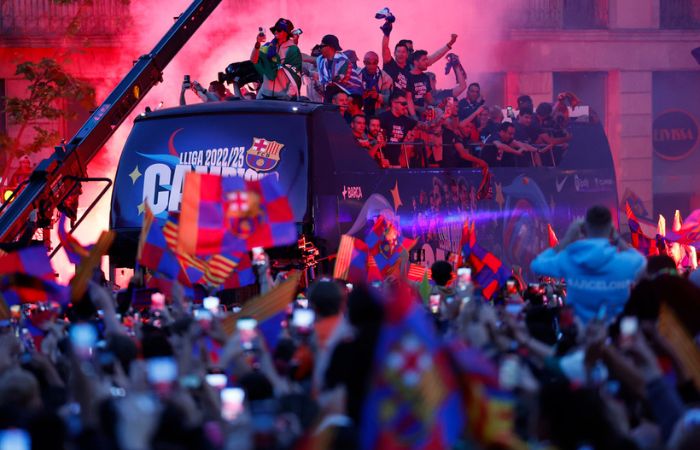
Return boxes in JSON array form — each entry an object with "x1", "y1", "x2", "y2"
[{"x1": 0, "y1": 58, "x2": 95, "y2": 186}]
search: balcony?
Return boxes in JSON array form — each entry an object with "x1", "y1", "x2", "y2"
[
  {"x1": 0, "y1": 0, "x2": 131, "y2": 41},
  {"x1": 660, "y1": 0, "x2": 700, "y2": 29},
  {"x1": 511, "y1": 0, "x2": 609, "y2": 29}
]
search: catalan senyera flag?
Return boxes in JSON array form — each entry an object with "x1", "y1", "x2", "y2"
[
  {"x1": 222, "y1": 271, "x2": 301, "y2": 336},
  {"x1": 459, "y1": 221, "x2": 510, "y2": 300},
  {"x1": 625, "y1": 202, "x2": 658, "y2": 256},
  {"x1": 333, "y1": 235, "x2": 372, "y2": 283},
  {"x1": 178, "y1": 173, "x2": 296, "y2": 256},
  {"x1": 365, "y1": 215, "x2": 416, "y2": 278},
  {"x1": 163, "y1": 214, "x2": 253, "y2": 288},
  {"x1": 547, "y1": 224, "x2": 559, "y2": 248},
  {"x1": 359, "y1": 280, "x2": 465, "y2": 450},
  {"x1": 57, "y1": 214, "x2": 91, "y2": 265}
]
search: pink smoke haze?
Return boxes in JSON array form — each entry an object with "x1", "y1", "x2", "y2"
[{"x1": 57, "y1": 0, "x2": 514, "y2": 280}]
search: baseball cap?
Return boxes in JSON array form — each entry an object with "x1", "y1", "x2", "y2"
[
  {"x1": 270, "y1": 18, "x2": 294, "y2": 34},
  {"x1": 319, "y1": 34, "x2": 342, "y2": 51}
]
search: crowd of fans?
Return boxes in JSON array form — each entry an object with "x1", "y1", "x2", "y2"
[
  {"x1": 180, "y1": 11, "x2": 580, "y2": 170},
  {"x1": 2, "y1": 204, "x2": 700, "y2": 450}
]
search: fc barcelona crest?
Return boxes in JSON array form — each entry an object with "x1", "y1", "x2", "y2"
[{"x1": 246, "y1": 137, "x2": 284, "y2": 172}]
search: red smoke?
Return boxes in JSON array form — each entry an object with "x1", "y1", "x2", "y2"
[{"x1": 55, "y1": 0, "x2": 512, "y2": 280}]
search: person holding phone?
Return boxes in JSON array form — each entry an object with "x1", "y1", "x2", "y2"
[
  {"x1": 251, "y1": 18, "x2": 302, "y2": 100},
  {"x1": 531, "y1": 205, "x2": 646, "y2": 324}
]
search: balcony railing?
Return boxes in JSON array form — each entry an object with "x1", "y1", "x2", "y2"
[
  {"x1": 0, "y1": 0, "x2": 131, "y2": 39},
  {"x1": 512, "y1": 0, "x2": 609, "y2": 29},
  {"x1": 660, "y1": 0, "x2": 700, "y2": 29}
]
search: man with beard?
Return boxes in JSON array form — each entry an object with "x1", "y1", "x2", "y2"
[
  {"x1": 379, "y1": 90, "x2": 449, "y2": 166},
  {"x1": 406, "y1": 50, "x2": 433, "y2": 119}
]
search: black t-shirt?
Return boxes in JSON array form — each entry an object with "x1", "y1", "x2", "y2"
[
  {"x1": 480, "y1": 121, "x2": 499, "y2": 142},
  {"x1": 515, "y1": 122, "x2": 543, "y2": 144},
  {"x1": 379, "y1": 111, "x2": 417, "y2": 165},
  {"x1": 441, "y1": 126, "x2": 469, "y2": 168},
  {"x1": 383, "y1": 58, "x2": 411, "y2": 91},
  {"x1": 484, "y1": 133, "x2": 518, "y2": 167},
  {"x1": 406, "y1": 72, "x2": 432, "y2": 107},
  {"x1": 457, "y1": 98, "x2": 484, "y2": 121}
]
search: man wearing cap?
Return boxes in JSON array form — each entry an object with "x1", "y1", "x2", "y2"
[
  {"x1": 316, "y1": 34, "x2": 352, "y2": 103},
  {"x1": 251, "y1": 18, "x2": 302, "y2": 100}
]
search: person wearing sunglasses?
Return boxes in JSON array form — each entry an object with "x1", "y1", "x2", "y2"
[
  {"x1": 378, "y1": 90, "x2": 450, "y2": 167},
  {"x1": 316, "y1": 34, "x2": 353, "y2": 103},
  {"x1": 250, "y1": 18, "x2": 302, "y2": 100}
]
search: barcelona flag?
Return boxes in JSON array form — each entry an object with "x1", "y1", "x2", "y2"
[
  {"x1": 178, "y1": 173, "x2": 296, "y2": 256},
  {"x1": 625, "y1": 202, "x2": 658, "y2": 256},
  {"x1": 360, "y1": 281, "x2": 465, "y2": 450},
  {"x1": 365, "y1": 215, "x2": 416, "y2": 278},
  {"x1": 0, "y1": 273, "x2": 69, "y2": 307},
  {"x1": 459, "y1": 221, "x2": 510, "y2": 300},
  {"x1": 447, "y1": 340, "x2": 522, "y2": 447},
  {"x1": 0, "y1": 246, "x2": 55, "y2": 282},
  {"x1": 0, "y1": 247, "x2": 67, "y2": 308},
  {"x1": 138, "y1": 209, "x2": 181, "y2": 280}
]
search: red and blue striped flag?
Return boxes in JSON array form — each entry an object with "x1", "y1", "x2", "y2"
[
  {"x1": 0, "y1": 273, "x2": 69, "y2": 307},
  {"x1": 459, "y1": 221, "x2": 510, "y2": 300},
  {"x1": 0, "y1": 246, "x2": 55, "y2": 281},
  {"x1": 178, "y1": 173, "x2": 297, "y2": 256}
]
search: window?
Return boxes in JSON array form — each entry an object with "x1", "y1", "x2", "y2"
[
  {"x1": 563, "y1": 0, "x2": 608, "y2": 29},
  {"x1": 511, "y1": 0, "x2": 608, "y2": 29},
  {"x1": 63, "y1": 80, "x2": 95, "y2": 140},
  {"x1": 660, "y1": 0, "x2": 700, "y2": 29}
]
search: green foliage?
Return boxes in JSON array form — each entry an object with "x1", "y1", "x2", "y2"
[{"x1": 0, "y1": 58, "x2": 95, "y2": 177}]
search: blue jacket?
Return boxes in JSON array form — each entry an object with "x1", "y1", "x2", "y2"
[{"x1": 531, "y1": 238, "x2": 646, "y2": 323}]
